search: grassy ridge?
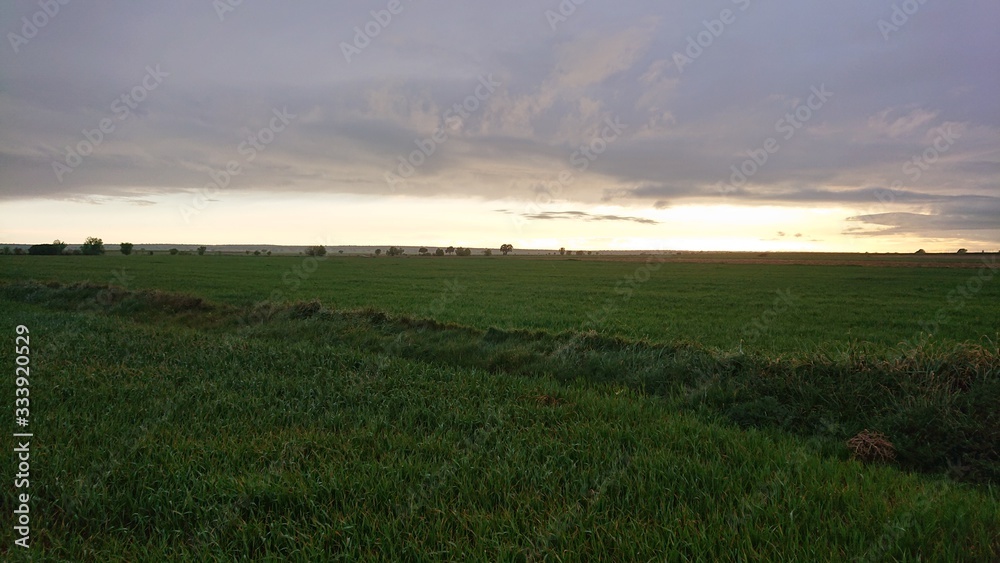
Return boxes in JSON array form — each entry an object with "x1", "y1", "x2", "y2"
[
  {"x1": 7, "y1": 281, "x2": 997, "y2": 484},
  {"x1": 2, "y1": 254, "x2": 998, "y2": 355},
  {"x1": 1, "y1": 284, "x2": 998, "y2": 560}
]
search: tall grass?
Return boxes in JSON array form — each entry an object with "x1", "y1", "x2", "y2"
[{"x1": 1, "y1": 281, "x2": 998, "y2": 560}]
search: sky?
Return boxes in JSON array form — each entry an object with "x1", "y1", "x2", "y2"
[{"x1": 1, "y1": 1, "x2": 998, "y2": 252}]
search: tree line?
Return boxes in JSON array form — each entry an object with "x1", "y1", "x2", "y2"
[{"x1": 4, "y1": 239, "x2": 521, "y2": 257}]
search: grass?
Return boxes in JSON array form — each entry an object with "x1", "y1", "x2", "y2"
[
  {"x1": 1, "y1": 255, "x2": 998, "y2": 559},
  {"x1": 2, "y1": 253, "x2": 998, "y2": 355}
]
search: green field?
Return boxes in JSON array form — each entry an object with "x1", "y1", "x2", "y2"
[
  {"x1": 1, "y1": 254, "x2": 998, "y2": 560},
  {"x1": 3, "y1": 253, "x2": 998, "y2": 355}
]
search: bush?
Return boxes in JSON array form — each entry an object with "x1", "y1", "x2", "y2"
[
  {"x1": 169, "y1": 248, "x2": 179, "y2": 255},
  {"x1": 197, "y1": 246, "x2": 207, "y2": 256},
  {"x1": 28, "y1": 243, "x2": 65, "y2": 255},
  {"x1": 305, "y1": 245, "x2": 327, "y2": 257},
  {"x1": 120, "y1": 242, "x2": 133, "y2": 256},
  {"x1": 81, "y1": 237, "x2": 105, "y2": 255}
]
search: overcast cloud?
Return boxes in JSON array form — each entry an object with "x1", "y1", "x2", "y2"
[{"x1": 1, "y1": 1, "x2": 997, "y2": 247}]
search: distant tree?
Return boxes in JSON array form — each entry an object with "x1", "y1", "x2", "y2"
[
  {"x1": 483, "y1": 248, "x2": 493, "y2": 256},
  {"x1": 305, "y1": 245, "x2": 327, "y2": 257},
  {"x1": 576, "y1": 250, "x2": 585, "y2": 256},
  {"x1": 375, "y1": 248, "x2": 382, "y2": 256},
  {"x1": 245, "y1": 250, "x2": 251, "y2": 255},
  {"x1": 559, "y1": 247, "x2": 565, "y2": 255},
  {"x1": 387, "y1": 246, "x2": 405, "y2": 257},
  {"x1": 81, "y1": 237, "x2": 105, "y2": 255},
  {"x1": 500, "y1": 243, "x2": 513, "y2": 255},
  {"x1": 419, "y1": 247, "x2": 429, "y2": 256},
  {"x1": 267, "y1": 251, "x2": 272, "y2": 256},
  {"x1": 197, "y1": 246, "x2": 207, "y2": 256},
  {"x1": 338, "y1": 250, "x2": 343, "y2": 254},
  {"x1": 957, "y1": 248, "x2": 968, "y2": 254},
  {"x1": 455, "y1": 247, "x2": 472, "y2": 256},
  {"x1": 120, "y1": 242, "x2": 133, "y2": 256},
  {"x1": 915, "y1": 249, "x2": 926, "y2": 255},
  {"x1": 13, "y1": 247, "x2": 25, "y2": 255},
  {"x1": 0, "y1": 246, "x2": 10, "y2": 255},
  {"x1": 434, "y1": 248, "x2": 445, "y2": 256},
  {"x1": 52, "y1": 240, "x2": 67, "y2": 254},
  {"x1": 169, "y1": 248, "x2": 179, "y2": 255},
  {"x1": 587, "y1": 251, "x2": 592, "y2": 255},
  {"x1": 446, "y1": 246, "x2": 455, "y2": 255},
  {"x1": 254, "y1": 250, "x2": 261, "y2": 256}
]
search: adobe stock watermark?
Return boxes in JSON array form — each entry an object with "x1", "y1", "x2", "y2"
[
  {"x1": 384, "y1": 74, "x2": 501, "y2": 191},
  {"x1": 380, "y1": 276, "x2": 467, "y2": 363},
  {"x1": 544, "y1": 0, "x2": 591, "y2": 31},
  {"x1": 7, "y1": 0, "x2": 71, "y2": 54},
  {"x1": 855, "y1": 123, "x2": 960, "y2": 220},
  {"x1": 340, "y1": 0, "x2": 413, "y2": 63},
  {"x1": 236, "y1": 236, "x2": 336, "y2": 327},
  {"x1": 740, "y1": 289, "x2": 798, "y2": 343},
  {"x1": 719, "y1": 84, "x2": 833, "y2": 194},
  {"x1": 180, "y1": 106, "x2": 296, "y2": 222},
  {"x1": 899, "y1": 255, "x2": 998, "y2": 355},
  {"x1": 212, "y1": 0, "x2": 244, "y2": 22},
  {"x1": 524, "y1": 454, "x2": 631, "y2": 560},
  {"x1": 672, "y1": 0, "x2": 752, "y2": 73},
  {"x1": 50, "y1": 64, "x2": 169, "y2": 183},
  {"x1": 552, "y1": 255, "x2": 662, "y2": 358},
  {"x1": 513, "y1": 115, "x2": 627, "y2": 232},
  {"x1": 877, "y1": 0, "x2": 930, "y2": 42}
]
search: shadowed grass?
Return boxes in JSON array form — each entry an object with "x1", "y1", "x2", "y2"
[{"x1": 1, "y1": 288, "x2": 998, "y2": 560}]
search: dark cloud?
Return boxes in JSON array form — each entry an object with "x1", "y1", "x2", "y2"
[{"x1": 520, "y1": 210, "x2": 658, "y2": 225}]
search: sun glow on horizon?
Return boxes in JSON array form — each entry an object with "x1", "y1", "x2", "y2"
[{"x1": 0, "y1": 194, "x2": 986, "y2": 254}]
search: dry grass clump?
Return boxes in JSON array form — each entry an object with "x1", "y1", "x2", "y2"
[
  {"x1": 847, "y1": 429, "x2": 896, "y2": 463},
  {"x1": 535, "y1": 394, "x2": 565, "y2": 407}
]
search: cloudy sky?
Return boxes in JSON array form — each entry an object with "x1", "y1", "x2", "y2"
[{"x1": 1, "y1": 1, "x2": 998, "y2": 251}]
